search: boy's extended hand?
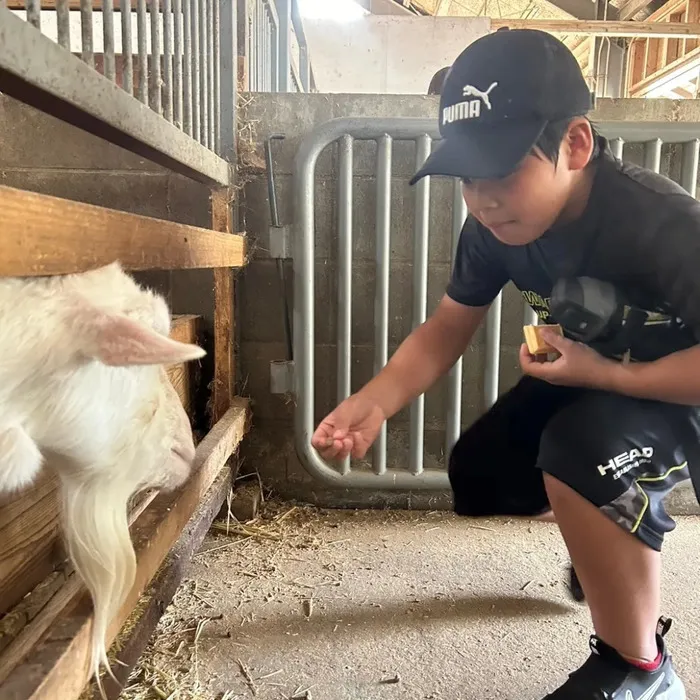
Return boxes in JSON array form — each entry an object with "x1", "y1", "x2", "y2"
[
  {"x1": 519, "y1": 328, "x2": 616, "y2": 389},
  {"x1": 311, "y1": 394, "x2": 387, "y2": 462}
]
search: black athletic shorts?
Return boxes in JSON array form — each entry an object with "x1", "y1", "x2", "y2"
[{"x1": 448, "y1": 376, "x2": 700, "y2": 551}]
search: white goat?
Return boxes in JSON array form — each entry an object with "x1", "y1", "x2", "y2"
[{"x1": 0, "y1": 261, "x2": 205, "y2": 691}]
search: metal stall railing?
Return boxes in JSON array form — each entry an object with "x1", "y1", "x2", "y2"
[
  {"x1": 247, "y1": 0, "x2": 315, "y2": 93},
  {"x1": 293, "y1": 116, "x2": 700, "y2": 491},
  {"x1": 0, "y1": 0, "x2": 235, "y2": 184}
]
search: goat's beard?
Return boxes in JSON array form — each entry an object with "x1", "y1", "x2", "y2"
[{"x1": 60, "y1": 471, "x2": 137, "y2": 697}]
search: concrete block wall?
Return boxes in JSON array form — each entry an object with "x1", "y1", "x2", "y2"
[{"x1": 238, "y1": 93, "x2": 700, "y2": 512}]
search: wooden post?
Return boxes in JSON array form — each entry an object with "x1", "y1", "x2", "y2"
[{"x1": 211, "y1": 189, "x2": 235, "y2": 424}]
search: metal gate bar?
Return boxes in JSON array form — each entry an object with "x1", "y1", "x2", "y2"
[
  {"x1": 446, "y1": 179, "x2": 466, "y2": 457},
  {"x1": 373, "y1": 134, "x2": 392, "y2": 477},
  {"x1": 295, "y1": 116, "x2": 700, "y2": 490}
]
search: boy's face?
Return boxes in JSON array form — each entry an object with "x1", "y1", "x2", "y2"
[{"x1": 460, "y1": 119, "x2": 595, "y2": 245}]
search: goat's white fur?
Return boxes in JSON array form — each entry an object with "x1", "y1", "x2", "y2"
[{"x1": 0, "y1": 262, "x2": 205, "y2": 693}]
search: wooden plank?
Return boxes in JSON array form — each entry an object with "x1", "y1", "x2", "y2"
[
  {"x1": 0, "y1": 400, "x2": 250, "y2": 700},
  {"x1": 0, "y1": 474, "x2": 63, "y2": 617},
  {"x1": 165, "y1": 315, "x2": 201, "y2": 417},
  {"x1": 630, "y1": 44, "x2": 700, "y2": 94},
  {"x1": 81, "y1": 468, "x2": 234, "y2": 699},
  {"x1": 0, "y1": 186, "x2": 246, "y2": 277},
  {"x1": 211, "y1": 189, "x2": 235, "y2": 424},
  {"x1": 618, "y1": 0, "x2": 656, "y2": 20},
  {"x1": 0, "y1": 490, "x2": 156, "y2": 689},
  {"x1": 490, "y1": 18, "x2": 700, "y2": 38},
  {"x1": 647, "y1": 0, "x2": 687, "y2": 21}
]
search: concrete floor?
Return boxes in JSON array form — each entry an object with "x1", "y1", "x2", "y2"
[{"x1": 121, "y1": 504, "x2": 700, "y2": 700}]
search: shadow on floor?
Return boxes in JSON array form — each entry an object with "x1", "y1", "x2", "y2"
[{"x1": 221, "y1": 593, "x2": 577, "y2": 646}]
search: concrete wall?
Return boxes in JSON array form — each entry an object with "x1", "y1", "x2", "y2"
[
  {"x1": 238, "y1": 92, "x2": 700, "y2": 513},
  {"x1": 303, "y1": 16, "x2": 490, "y2": 94}
]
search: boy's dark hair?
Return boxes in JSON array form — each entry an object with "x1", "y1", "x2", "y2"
[{"x1": 533, "y1": 117, "x2": 600, "y2": 165}]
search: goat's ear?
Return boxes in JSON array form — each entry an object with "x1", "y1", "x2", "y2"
[{"x1": 85, "y1": 313, "x2": 206, "y2": 367}]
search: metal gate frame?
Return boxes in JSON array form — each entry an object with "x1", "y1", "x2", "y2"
[{"x1": 294, "y1": 116, "x2": 700, "y2": 490}]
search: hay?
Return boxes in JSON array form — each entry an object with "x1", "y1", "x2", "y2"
[
  {"x1": 117, "y1": 500, "x2": 329, "y2": 700},
  {"x1": 118, "y1": 579, "x2": 225, "y2": 700}
]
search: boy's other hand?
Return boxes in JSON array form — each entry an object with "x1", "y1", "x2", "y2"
[
  {"x1": 519, "y1": 328, "x2": 616, "y2": 390},
  {"x1": 311, "y1": 395, "x2": 387, "y2": 462}
]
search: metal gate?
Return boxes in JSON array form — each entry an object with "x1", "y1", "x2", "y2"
[{"x1": 293, "y1": 116, "x2": 700, "y2": 490}]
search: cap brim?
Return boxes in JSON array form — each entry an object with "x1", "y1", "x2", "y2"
[{"x1": 409, "y1": 117, "x2": 547, "y2": 185}]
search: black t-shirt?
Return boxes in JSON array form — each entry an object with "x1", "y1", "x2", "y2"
[{"x1": 447, "y1": 136, "x2": 700, "y2": 362}]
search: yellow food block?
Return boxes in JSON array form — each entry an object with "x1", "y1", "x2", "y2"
[{"x1": 523, "y1": 324, "x2": 563, "y2": 355}]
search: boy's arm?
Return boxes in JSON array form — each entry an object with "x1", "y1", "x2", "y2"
[
  {"x1": 359, "y1": 294, "x2": 488, "y2": 419},
  {"x1": 606, "y1": 345, "x2": 700, "y2": 405}
]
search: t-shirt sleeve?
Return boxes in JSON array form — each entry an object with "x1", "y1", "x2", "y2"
[
  {"x1": 645, "y1": 200, "x2": 700, "y2": 342},
  {"x1": 446, "y1": 216, "x2": 510, "y2": 307}
]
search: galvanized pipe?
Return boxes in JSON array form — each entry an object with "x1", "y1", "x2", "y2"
[
  {"x1": 103, "y1": 0, "x2": 116, "y2": 82},
  {"x1": 137, "y1": 0, "x2": 149, "y2": 104},
  {"x1": 57, "y1": 0, "x2": 70, "y2": 50},
  {"x1": 445, "y1": 179, "x2": 466, "y2": 459},
  {"x1": 484, "y1": 293, "x2": 502, "y2": 409},
  {"x1": 270, "y1": 6, "x2": 279, "y2": 92},
  {"x1": 213, "y1": 0, "x2": 220, "y2": 152},
  {"x1": 199, "y1": 0, "x2": 208, "y2": 144},
  {"x1": 256, "y1": 0, "x2": 263, "y2": 91},
  {"x1": 263, "y1": 3, "x2": 269, "y2": 91},
  {"x1": 681, "y1": 139, "x2": 700, "y2": 197},
  {"x1": 207, "y1": 0, "x2": 215, "y2": 147},
  {"x1": 338, "y1": 135, "x2": 353, "y2": 477},
  {"x1": 26, "y1": 0, "x2": 41, "y2": 29},
  {"x1": 163, "y1": 0, "x2": 173, "y2": 122},
  {"x1": 191, "y1": 0, "x2": 201, "y2": 140},
  {"x1": 611, "y1": 137, "x2": 624, "y2": 160},
  {"x1": 409, "y1": 135, "x2": 431, "y2": 476},
  {"x1": 81, "y1": 0, "x2": 95, "y2": 68},
  {"x1": 373, "y1": 135, "x2": 392, "y2": 476},
  {"x1": 183, "y1": 0, "x2": 193, "y2": 135},
  {"x1": 150, "y1": 0, "x2": 162, "y2": 114},
  {"x1": 643, "y1": 138, "x2": 662, "y2": 173},
  {"x1": 277, "y1": 0, "x2": 291, "y2": 91},
  {"x1": 173, "y1": 0, "x2": 183, "y2": 126}
]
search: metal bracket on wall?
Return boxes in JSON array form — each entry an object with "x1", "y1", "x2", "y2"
[
  {"x1": 270, "y1": 359, "x2": 295, "y2": 394},
  {"x1": 269, "y1": 224, "x2": 291, "y2": 258}
]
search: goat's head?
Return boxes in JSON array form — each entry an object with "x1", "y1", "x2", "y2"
[{"x1": 0, "y1": 261, "x2": 205, "y2": 691}]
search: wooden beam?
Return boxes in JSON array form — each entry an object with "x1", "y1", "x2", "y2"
[
  {"x1": 0, "y1": 400, "x2": 250, "y2": 700},
  {"x1": 630, "y1": 44, "x2": 700, "y2": 94},
  {"x1": 490, "y1": 18, "x2": 700, "y2": 38},
  {"x1": 618, "y1": 0, "x2": 656, "y2": 21},
  {"x1": 211, "y1": 189, "x2": 235, "y2": 424},
  {"x1": 0, "y1": 186, "x2": 246, "y2": 277}
]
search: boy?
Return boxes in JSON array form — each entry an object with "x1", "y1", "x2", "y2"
[{"x1": 311, "y1": 28, "x2": 700, "y2": 698}]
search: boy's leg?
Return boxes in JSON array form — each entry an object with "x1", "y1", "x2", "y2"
[
  {"x1": 537, "y1": 391, "x2": 693, "y2": 698},
  {"x1": 448, "y1": 375, "x2": 579, "y2": 518},
  {"x1": 544, "y1": 475, "x2": 660, "y2": 661}
]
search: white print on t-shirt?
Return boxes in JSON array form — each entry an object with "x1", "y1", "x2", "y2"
[{"x1": 597, "y1": 447, "x2": 654, "y2": 479}]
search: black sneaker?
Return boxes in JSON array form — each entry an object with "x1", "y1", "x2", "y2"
[{"x1": 543, "y1": 618, "x2": 686, "y2": 699}]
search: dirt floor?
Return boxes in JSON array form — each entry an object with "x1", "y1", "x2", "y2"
[{"x1": 119, "y1": 499, "x2": 700, "y2": 700}]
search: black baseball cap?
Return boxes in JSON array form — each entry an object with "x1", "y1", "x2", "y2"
[{"x1": 410, "y1": 28, "x2": 592, "y2": 184}]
